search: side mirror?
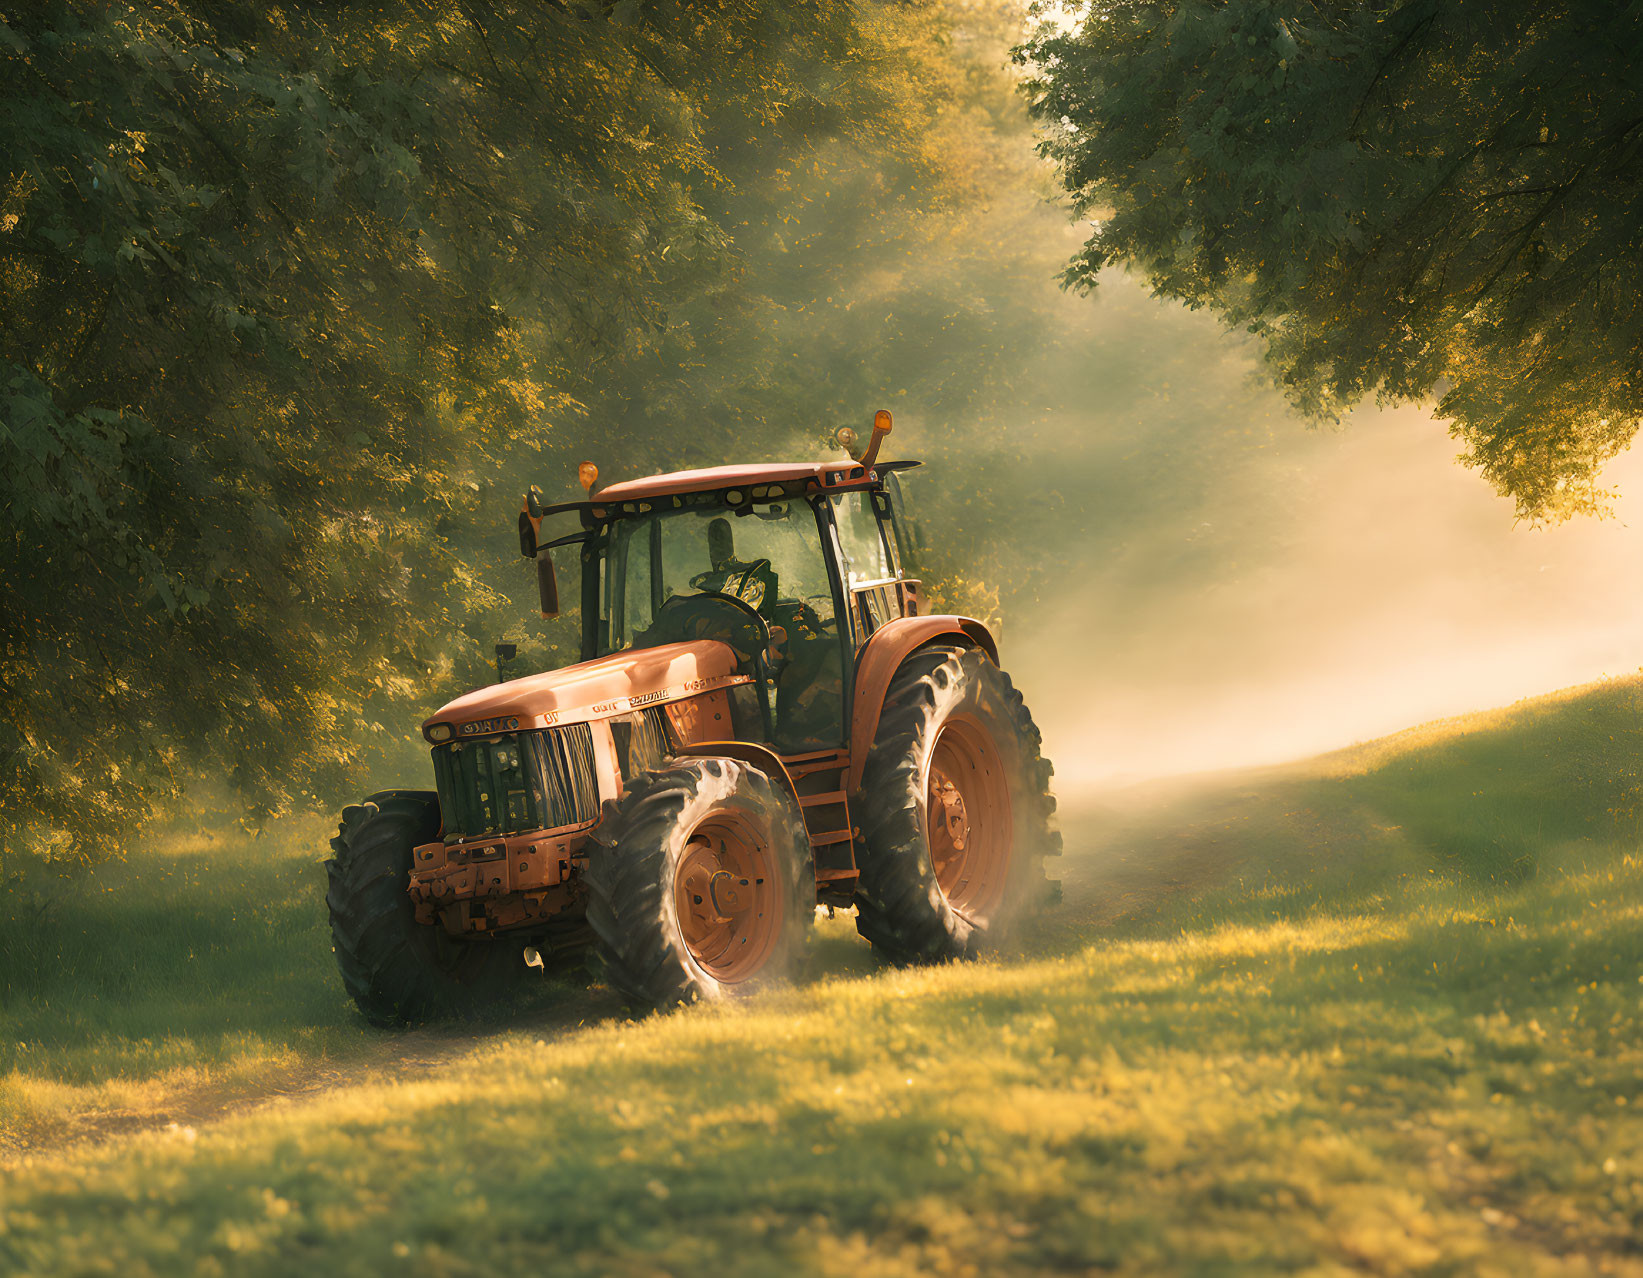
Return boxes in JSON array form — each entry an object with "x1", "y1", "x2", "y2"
[
  {"x1": 536, "y1": 550, "x2": 560, "y2": 619},
  {"x1": 520, "y1": 488, "x2": 546, "y2": 558}
]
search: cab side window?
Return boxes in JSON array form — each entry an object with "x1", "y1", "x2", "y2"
[
  {"x1": 830, "y1": 492, "x2": 892, "y2": 588},
  {"x1": 881, "y1": 472, "x2": 921, "y2": 574},
  {"x1": 870, "y1": 488, "x2": 904, "y2": 577}
]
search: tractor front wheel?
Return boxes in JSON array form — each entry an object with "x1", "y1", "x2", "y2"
[
  {"x1": 853, "y1": 645, "x2": 1060, "y2": 964},
  {"x1": 586, "y1": 758, "x2": 814, "y2": 1011},
  {"x1": 325, "y1": 791, "x2": 529, "y2": 1025}
]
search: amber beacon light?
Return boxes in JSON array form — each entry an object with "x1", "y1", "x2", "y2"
[{"x1": 860, "y1": 409, "x2": 892, "y2": 467}]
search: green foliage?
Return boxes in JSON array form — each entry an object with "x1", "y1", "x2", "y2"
[
  {"x1": 1020, "y1": 0, "x2": 1643, "y2": 519},
  {"x1": 0, "y1": 1, "x2": 688, "y2": 863},
  {"x1": 1, "y1": 2, "x2": 1046, "y2": 866}
]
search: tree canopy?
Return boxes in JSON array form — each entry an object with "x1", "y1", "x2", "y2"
[
  {"x1": 1020, "y1": 0, "x2": 1643, "y2": 519},
  {"x1": 1, "y1": 1, "x2": 1055, "y2": 867}
]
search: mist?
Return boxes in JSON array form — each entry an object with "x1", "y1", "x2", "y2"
[{"x1": 910, "y1": 258, "x2": 1643, "y2": 791}]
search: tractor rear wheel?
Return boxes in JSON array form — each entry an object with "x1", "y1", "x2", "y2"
[
  {"x1": 586, "y1": 758, "x2": 814, "y2": 1011},
  {"x1": 853, "y1": 645, "x2": 1060, "y2": 964},
  {"x1": 325, "y1": 790, "x2": 529, "y2": 1025}
]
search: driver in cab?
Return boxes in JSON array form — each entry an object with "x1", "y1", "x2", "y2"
[
  {"x1": 690, "y1": 517, "x2": 778, "y2": 618},
  {"x1": 689, "y1": 516, "x2": 839, "y2": 749}
]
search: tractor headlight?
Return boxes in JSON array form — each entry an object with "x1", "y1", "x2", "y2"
[{"x1": 425, "y1": 723, "x2": 453, "y2": 743}]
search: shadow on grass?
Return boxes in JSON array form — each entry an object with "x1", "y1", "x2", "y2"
[
  {"x1": 7, "y1": 828, "x2": 1638, "y2": 1276},
  {"x1": 0, "y1": 818, "x2": 624, "y2": 1092}
]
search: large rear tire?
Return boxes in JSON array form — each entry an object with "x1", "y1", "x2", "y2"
[
  {"x1": 325, "y1": 790, "x2": 529, "y2": 1025},
  {"x1": 586, "y1": 758, "x2": 814, "y2": 1012},
  {"x1": 853, "y1": 645, "x2": 1060, "y2": 964}
]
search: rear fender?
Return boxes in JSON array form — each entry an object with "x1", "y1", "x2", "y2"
[{"x1": 846, "y1": 616, "x2": 998, "y2": 794}]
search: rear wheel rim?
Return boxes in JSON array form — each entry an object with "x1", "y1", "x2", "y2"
[
  {"x1": 926, "y1": 714, "x2": 1013, "y2": 919},
  {"x1": 673, "y1": 811, "x2": 783, "y2": 982}
]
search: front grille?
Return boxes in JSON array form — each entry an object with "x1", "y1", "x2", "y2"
[
  {"x1": 539, "y1": 722, "x2": 600, "y2": 829},
  {"x1": 432, "y1": 724, "x2": 600, "y2": 841}
]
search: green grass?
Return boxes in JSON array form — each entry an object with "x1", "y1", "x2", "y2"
[
  {"x1": 0, "y1": 814, "x2": 375, "y2": 1149},
  {"x1": 0, "y1": 811, "x2": 583, "y2": 1152},
  {"x1": 3, "y1": 676, "x2": 1642, "y2": 1275}
]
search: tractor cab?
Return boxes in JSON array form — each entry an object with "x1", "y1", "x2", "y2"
[{"x1": 520, "y1": 412, "x2": 923, "y2": 758}]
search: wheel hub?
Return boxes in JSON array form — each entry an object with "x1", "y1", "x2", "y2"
[
  {"x1": 924, "y1": 715, "x2": 1013, "y2": 919},
  {"x1": 671, "y1": 815, "x2": 782, "y2": 983},
  {"x1": 708, "y1": 868, "x2": 750, "y2": 917},
  {"x1": 929, "y1": 771, "x2": 969, "y2": 852}
]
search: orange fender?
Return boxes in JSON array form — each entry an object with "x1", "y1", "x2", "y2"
[
  {"x1": 846, "y1": 616, "x2": 998, "y2": 794},
  {"x1": 671, "y1": 740, "x2": 803, "y2": 815}
]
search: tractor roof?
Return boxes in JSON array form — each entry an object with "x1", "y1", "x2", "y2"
[{"x1": 594, "y1": 459, "x2": 918, "y2": 504}]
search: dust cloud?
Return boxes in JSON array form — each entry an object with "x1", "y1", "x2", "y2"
[{"x1": 905, "y1": 260, "x2": 1643, "y2": 792}]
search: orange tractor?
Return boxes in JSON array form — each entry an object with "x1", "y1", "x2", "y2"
[{"x1": 325, "y1": 413, "x2": 1060, "y2": 1019}]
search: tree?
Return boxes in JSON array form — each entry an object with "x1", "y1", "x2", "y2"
[
  {"x1": 2, "y1": 1, "x2": 1061, "y2": 871},
  {"x1": 0, "y1": 1, "x2": 933, "y2": 867},
  {"x1": 1019, "y1": 0, "x2": 1643, "y2": 519}
]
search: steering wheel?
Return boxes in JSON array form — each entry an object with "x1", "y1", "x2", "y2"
[{"x1": 648, "y1": 591, "x2": 772, "y2": 665}]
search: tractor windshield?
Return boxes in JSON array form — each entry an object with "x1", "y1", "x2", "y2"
[{"x1": 598, "y1": 498, "x2": 847, "y2": 749}]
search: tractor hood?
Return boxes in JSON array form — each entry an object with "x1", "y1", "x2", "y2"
[{"x1": 422, "y1": 640, "x2": 747, "y2": 739}]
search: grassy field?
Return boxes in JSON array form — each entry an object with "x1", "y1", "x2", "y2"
[
  {"x1": 0, "y1": 807, "x2": 596, "y2": 1155},
  {"x1": 0, "y1": 812, "x2": 378, "y2": 1151},
  {"x1": 3, "y1": 676, "x2": 1642, "y2": 1275}
]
